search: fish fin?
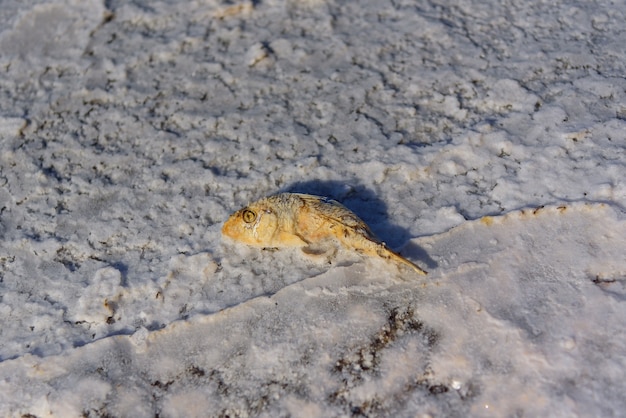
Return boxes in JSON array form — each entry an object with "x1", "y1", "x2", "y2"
[
  {"x1": 273, "y1": 230, "x2": 309, "y2": 247},
  {"x1": 380, "y1": 245, "x2": 428, "y2": 276},
  {"x1": 302, "y1": 243, "x2": 336, "y2": 257}
]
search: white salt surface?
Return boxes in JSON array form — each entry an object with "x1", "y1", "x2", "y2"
[{"x1": 0, "y1": 0, "x2": 625, "y2": 416}]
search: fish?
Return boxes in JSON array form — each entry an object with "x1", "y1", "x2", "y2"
[{"x1": 222, "y1": 193, "x2": 428, "y2": 275}]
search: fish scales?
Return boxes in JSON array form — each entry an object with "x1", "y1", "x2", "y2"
[{"x1": 222, "y1": 193, "x2": 427, "y2": 275}]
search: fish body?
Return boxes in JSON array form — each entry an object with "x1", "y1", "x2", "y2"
[{"x1": 222, "y1": 193, "x2": 427, "y2": 275}]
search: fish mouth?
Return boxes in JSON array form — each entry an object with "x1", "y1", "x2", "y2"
[
  {"x1": 221, "y1": 212, "x2": 258, "y2": 243},
  {"x1": 221, "y1": 216, "x2": 238, "y2": 238}
]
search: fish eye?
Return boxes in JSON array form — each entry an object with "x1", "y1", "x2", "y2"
[{"x1": 242, "y1": 209, "x2": 257, "y2": 224}]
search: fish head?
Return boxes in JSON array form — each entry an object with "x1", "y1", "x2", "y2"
[{"x1": 221, "y1": 202, "x2": 280, "y2": 246}]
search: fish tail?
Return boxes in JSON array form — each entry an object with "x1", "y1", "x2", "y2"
[{"x1": 384, "y1": 246, "x2": 428, "y2": 276}]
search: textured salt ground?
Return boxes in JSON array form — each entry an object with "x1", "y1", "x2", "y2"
[
  {"x1": 1, "y1": 1, "x2": 625, "y2": 416},
  {"x1": 1, "y1": 203, "x2": 624, "y2": 417}
]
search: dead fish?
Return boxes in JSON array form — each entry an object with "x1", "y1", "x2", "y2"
[{"x1": 222, "y1": 193, "x2": 427, "y2": 275}]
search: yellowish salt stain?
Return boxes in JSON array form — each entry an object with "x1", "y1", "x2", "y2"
[
  {"x1": 213, "y1": 1, "x2": 253, "y2": 18},
  {"x1": 222, "y1": 193, "x2": 428, "y2": 275}
]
